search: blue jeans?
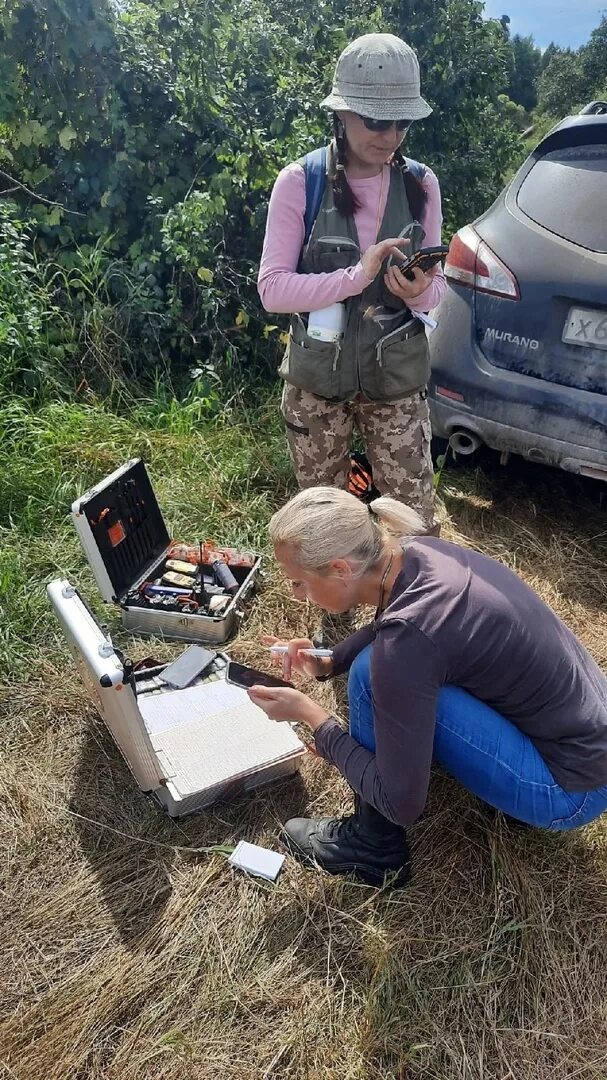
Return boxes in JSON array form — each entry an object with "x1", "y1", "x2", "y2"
[{"x1": 348, "y1": 645, "x2": 607, "y2": 830}]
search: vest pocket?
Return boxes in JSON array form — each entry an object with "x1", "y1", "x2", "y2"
[
  {"x1": 318, "y1": 252, "x2": 358, "y2": 271},
  {"x1": 278, "y1": 317, "x2": 341, "y2": 399},
  {"x1": 372, "y1": 321, "x2": 430, "y2": 400},
  {"x1": 313, "y1": 236, "x2": 360, "y2": 274}
]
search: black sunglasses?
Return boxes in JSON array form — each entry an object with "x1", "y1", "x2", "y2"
[{"x1": 357, "y1": 115, "x2": 413, "y2": 133}]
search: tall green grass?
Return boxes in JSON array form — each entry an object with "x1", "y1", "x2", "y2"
[{"x1": 0, "y1": 391, "x2": 294, "y2": 680}]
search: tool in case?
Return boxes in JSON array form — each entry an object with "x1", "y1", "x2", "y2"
[
  {"x1": 47, "y1": 580, "x2": 305, "y2": 817},
  {"x1": 71, "y1": 458, "x2": 262, "y2": 644}
]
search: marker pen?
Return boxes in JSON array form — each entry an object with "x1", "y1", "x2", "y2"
[{"x1": 267, "y1": 645, "x2": 333, "y2": 658}]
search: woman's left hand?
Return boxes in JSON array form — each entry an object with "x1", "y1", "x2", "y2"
[
  {"x1": 247, "y1": 685, "x2": 331, "y2": 731},
  {"x1": 384, "y1": 261, "x2": 438, "y2": 302}
]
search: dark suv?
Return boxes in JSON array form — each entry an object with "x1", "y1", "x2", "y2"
[{"x1": 429, "y1": 102, "x2": 607, "y2": 480}]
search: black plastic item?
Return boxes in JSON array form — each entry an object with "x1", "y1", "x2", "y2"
[
  {"x1": 205, "y1": 584, "x2": 227, "y2": 596},
  {"x1": 347, "y1": 450, "x2": 380, "y2": 504},
  {"x1": 212, "y1": 560, "x2": 239, "y2": 595},
  {"x1": 80, "y1": 460, "x2": 170, "y2": 600},
  {"x1": 197, "y1": 578, "x2": 208, "y2": 608},
  {"x1": 400, "y1": 244, "x2": 450, "y2": 280},
  {"x1": 579, "y1": 101, "x2": 607, "y2": 115},
  {"x1": 226, "y1": 661, "x2": 294, "y2": 690},
  {"x1": 161, "y1": 645, "x2": 216, "y2": 689}
]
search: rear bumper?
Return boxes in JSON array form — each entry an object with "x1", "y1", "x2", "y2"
[
  {"x1": 430, "y1": 397, "x2": 607, "y2": 479},
  {"x1": 429, "y1": 290, "x2": 607, "y2": 479}
]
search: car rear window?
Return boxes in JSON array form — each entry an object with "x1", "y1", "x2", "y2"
[{"x1": 516, "y1": 143, "x2": 607, "y2": 252}]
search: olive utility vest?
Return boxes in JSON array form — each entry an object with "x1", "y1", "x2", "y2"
[{"x1": 279, "y1": 143, "x2": 430, "y2": 403}]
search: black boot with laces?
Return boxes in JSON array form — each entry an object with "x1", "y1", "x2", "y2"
[{"x1": 283, "y1": 796, "x2": 411, "y2": 888}]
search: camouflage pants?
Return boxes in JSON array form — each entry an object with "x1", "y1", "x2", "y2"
[{"x1": 281, "y1": 382, "x2": 435, "y2": 527}]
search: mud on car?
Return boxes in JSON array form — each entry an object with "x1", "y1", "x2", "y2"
[{"x1": 429, "y1": 102, "x2": 607, "y2": 480}]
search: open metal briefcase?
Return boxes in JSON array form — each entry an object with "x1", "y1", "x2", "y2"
[
  {"x1": 71, "y1": 458, "x2": 261, "y2": 645},
  {"x1": 47, "y1": 580, "x2": 305, "y2": 817}
]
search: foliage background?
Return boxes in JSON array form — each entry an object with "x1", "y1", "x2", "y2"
[
  {"x1": 0, "y1": 0, "x2": 523, "y2": 400},
  {"x1": 0, "y1": 0, "x2": 606, "y2": 403}
]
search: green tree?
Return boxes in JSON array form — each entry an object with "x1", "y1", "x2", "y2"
[
  {"x1": 536, "y1": 17, "x2": 607, "y2": 118},
  {"x1": 579, "y1": 15, "x2": 607, "y2": 102},
  {"x1": 387, "y1": 0, "x2": 521, "y2": 232},
  {"x1": 540, "y1": 42, "x2": 559, "y2": 72},
  {"x1": 0, "y1": 0, "x2": 384, "y2": 386},
  {"x1": 537, "y1": 48, "x2": 583, "y2": 116},
  {"x1": 508, "y1": 34, "x2": 542, "y2": 112}
]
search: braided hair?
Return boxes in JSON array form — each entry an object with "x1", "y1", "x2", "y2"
[
  {"x1": 331, "y1": 114, "x2": 428, "y2": 224},
  {"x1": 332, "y1": 114, "x2": 360, "y2": 217},
  {"x1": 393, "y1": 145, "x2": 427, "y2": 223}
]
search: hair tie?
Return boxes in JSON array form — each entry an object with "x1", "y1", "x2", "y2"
[{"x1": 335, "y1": 163, "x2": 346, "y2": 174}]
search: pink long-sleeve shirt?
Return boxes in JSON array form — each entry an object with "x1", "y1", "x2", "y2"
[{"x1": 258, "y1": 160, "x2": 446, "y2": 315}]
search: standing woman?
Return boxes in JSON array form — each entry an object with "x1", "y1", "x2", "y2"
[{"x1": 258, "y1": 33, "x2": 447, "y2": 530}]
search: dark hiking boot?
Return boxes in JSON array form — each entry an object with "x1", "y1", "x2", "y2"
[{"x1": 283, "y1": 797, "x2": 411, "y2": 888}]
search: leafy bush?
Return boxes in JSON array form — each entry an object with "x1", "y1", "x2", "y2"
[
  {"x1": 537, "y1": 16, "x2": 607, "y2": 118},
  {"x1": 0, "y1": 200, "x2": 64, "y2": 395},
  {"x1": 0, "y1": 0, "x2": 523, "y2": 395}
]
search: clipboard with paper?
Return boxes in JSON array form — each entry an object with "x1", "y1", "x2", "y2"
[{"x1": 47, "y1": 579, "x2": 306, "y2": 817}]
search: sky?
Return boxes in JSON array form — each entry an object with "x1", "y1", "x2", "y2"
[{"x1": 482, "y1": 0, "x2": 604, "y2": 49}]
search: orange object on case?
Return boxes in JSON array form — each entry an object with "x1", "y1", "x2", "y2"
[
  {"x1": 168, "y1": 540, "x2": 255, "y2": 568},
  {"x1": 166, "y1": 542, "x2": 198, "y2": 565},
  {"x1": 107, "y1": 520, "x2": 126, "y2": 547}
]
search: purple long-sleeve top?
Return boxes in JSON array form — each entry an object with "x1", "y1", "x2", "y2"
[{"x1": 314, "y1": 538, "x2": 607, "y2": 826}]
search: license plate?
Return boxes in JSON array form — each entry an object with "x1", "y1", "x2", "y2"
[{"x1": 562, "y1": 306, "x2": 607, "y2": 351}]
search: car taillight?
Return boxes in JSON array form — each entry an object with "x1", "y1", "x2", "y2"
[{"x1": 445, "y1": 225, "x2": 520, "y2": 300}]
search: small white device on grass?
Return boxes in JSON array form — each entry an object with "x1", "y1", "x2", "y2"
[
  {"x1": 47, "y1": 580, "x2": 305, "y2": 817},
  {"x1": 228, "y1": 841, "x2": 285, "y2": 882}
]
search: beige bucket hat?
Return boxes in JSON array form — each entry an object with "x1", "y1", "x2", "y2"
[{"x1": 321, "y1": 33, "x2": 432, "y2": 121}]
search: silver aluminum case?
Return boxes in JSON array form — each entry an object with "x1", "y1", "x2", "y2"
[
  {"x1": 71, "y1": 458, "x2": 261, "y2": 645},
  {"x1": 47, "y1": 579, "x2": 304, "y2": 817},
  {"x1": 118, "y1": 559, "x2": 260, "y2": 645}
]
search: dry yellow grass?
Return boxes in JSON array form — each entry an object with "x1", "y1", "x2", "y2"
[{"x1": 1, "y1": 458, "x2": 606, "y2": 1080}]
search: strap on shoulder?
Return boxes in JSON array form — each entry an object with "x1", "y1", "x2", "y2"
[
  {"x1": 403, "y1": 156, "x2": 427, "y2": 182},
  {"x1": 302, "y1": 146, "x2": 327, "y2": 246}
]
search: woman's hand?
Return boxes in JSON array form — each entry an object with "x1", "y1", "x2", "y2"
[
  {"x1": 384, "y1": 261, "x2": 438, "y2": 302},
  {"x1": 361, "y1": 237, "x2": 409, "y2": 283},
  {"x1": 247, "y1": 684, "x2": 331, "y2": 731},
  {"x1": 261, "y1": 635, "x2": 333, "y2": 681}
]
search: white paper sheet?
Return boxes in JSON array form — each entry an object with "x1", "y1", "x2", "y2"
[
  {"x1": 139, "y1": 679, "x2": 250, "y2": 735},
  {"x1": 138, "y1": 679, "x2": 304, "y2": 796}
]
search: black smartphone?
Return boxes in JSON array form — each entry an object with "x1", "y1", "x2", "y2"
[
  {"x1": 161, "y1": 645, "x2": 216, "y2": 689},
  {"x1": 400, "y1": 244, "x2": 450, "y2": 281},
  {"x1": 226, "y1": 661, "x2": 294, "y2": 690}
]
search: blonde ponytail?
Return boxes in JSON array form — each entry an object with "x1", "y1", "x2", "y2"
[
  {"x1": 269, "y1": 486, "x2": 426, "y2": 575},
  {"x1": 367, "y1": 496, "x2": 426, "y2": 537}
]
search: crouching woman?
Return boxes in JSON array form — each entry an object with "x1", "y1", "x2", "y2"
[{"x1": 249, "y1": 487, "x2": 607, "y2": 888}]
